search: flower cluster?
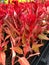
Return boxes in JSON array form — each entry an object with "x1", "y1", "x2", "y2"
[{"x1": 0, "y1": 1, "x2": 49, "y2": 65}]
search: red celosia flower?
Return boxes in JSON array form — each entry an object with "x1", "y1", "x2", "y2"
[
  {"x1": 6, "y1": 4, "x2": 14, "y2": 16},
  {"x1": 0, "y1": 8, "x2": 6, "y2": 19},
  {"x1": 27, "y1": 13, "x2": 36, "y2": 31},
  {"x1": 37, "y1": 3, "x2": 46, "y2": 17},
  {"x1": 45, "y1": 1, "x2": 49, "y2": 7},
  {"x1": 0, "y1": 1, "x2": 49, "y2": 65},
  {"x1": 0, "y1": 47, "x2": 3, "y2": 51},
  {"x1": 0, "y1": 19, "x2": 4, "y2": 28}
]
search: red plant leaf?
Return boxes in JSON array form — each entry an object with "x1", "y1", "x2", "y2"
[
  {"x1": 2, "y1": 41, "x2": 8, "y2": 47},
  {"x1": 27, "y1": 53, "x2": 40, "y2": 59},
  {"x1": 23, "y1": 44, "x2": 31, "y2": 56},
  {"x1": 11, "y1": 46, "x2": 23, "y2": 54},
  {"x1": 18, "y1": 57, "x2": 30, "y2": 65},
  {"x1": 0, "y1": 51, "x2": 6, "y2": 65},
  {"x1": 12, "y1": 51, "x2": 16, "y2": 65}
]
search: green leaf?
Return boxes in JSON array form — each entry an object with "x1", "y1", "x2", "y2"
[
  {"x1": 32, "y1": 43, "x2": 44, "y2": 53},
  {"x1": 38, "y1": 34, "x2": 49, "y2": 40}
]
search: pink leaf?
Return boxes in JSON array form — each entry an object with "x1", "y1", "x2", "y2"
[
  {"x1": 18, "y1": 57, "x2": 30, "y2": 65},
  {"x1": 0, "y1": 51, "x2": 6, "y2": 65},
  {"x1": 23, "y1": 44, "x2": 31, "y2": 56}
]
